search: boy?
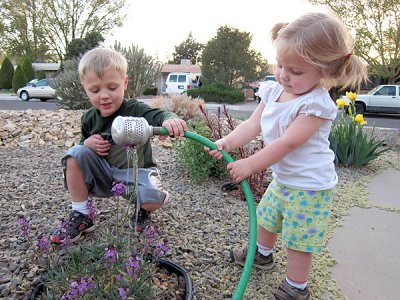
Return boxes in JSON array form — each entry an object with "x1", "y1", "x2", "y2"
[{"x1": 51, "y1": 47, "x2": 187, "y2": 243}]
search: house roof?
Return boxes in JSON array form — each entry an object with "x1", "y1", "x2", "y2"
[
  {"x1": 32, "y1": 63, "x2": 60, "y2": 71},
  {"x1": 161, "y1": 64, "x2": 201, "y2": 74}
]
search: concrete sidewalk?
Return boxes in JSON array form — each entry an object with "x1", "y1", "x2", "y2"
[{"x1": 328, "y1": 168, "x2": 400, "y2": 299}]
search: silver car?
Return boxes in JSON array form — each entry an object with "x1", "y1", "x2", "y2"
[{"x1": 17, "y1": 79, "x2": 57, "y2": 102}]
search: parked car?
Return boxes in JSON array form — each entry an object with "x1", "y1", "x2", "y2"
[
  {"x1": 17, "y1": 79, "x2": 57, "y2": 102},
  {"x1": 165, "y1": 72, "x2": 201, "y2": 94},
  {"x1": 254, "y1": 75, "x2": 277, "y2": 102},
  {"x1": 26, "y1": 79, "x2": 38, "y2": 86},
  {"x1": 342, "y1": 85, "x2": 400, "y2": 114}
]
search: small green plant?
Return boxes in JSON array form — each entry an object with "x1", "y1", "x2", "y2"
[
  {"x1": 187, "y1": 82, "x2": 245, "y2": 104},
  {"x1": 330, "y1": 92, "x2": 389, "y2": 167},
  {"x1": 22, "y1": 56, "x2": 35, "y2": 83},
  {"x1": 174, "y1": 120, "x2": 227, "y2": 184},
  {"x1": 37, "y1": 70, "x2": 46, "y2": 80}
]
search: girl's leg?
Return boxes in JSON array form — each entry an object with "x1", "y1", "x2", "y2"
[
  {"x1": 257, "y1": 224, "x2": 278, "y2": 248},
  {"x1": 286, "y1": 248, "x2": 312, "y2": 283}
]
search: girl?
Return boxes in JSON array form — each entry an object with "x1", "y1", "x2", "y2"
[{"x1": 207, "y1": 11, "x2": 367, "y2": 299}]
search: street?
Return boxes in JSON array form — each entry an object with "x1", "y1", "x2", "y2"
[{"x1": 0, "y1": 94, "x2": 399, "y2": 129}]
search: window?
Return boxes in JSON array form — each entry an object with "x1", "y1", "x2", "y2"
[
  {"x1": 169, "y1": 75, "x2": 177, "y2": 82},
  {"x1": 375, "y1": 86, "x2": 396, "y2": 96},
  {"x1": 35, "y1": 80, "x2": 48, "y2": 87},
  {"x1": 178, "y1": 75, "x2": 186, "y2": 83}
]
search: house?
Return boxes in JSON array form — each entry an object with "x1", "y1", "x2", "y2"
[
  {"x1": 157, "y1": 60, "x2": 201, "y2": 94},
  {"x1": 32, "y1": 62, "x2": 60, "y2": 77}
]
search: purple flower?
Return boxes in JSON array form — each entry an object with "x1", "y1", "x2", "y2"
[
  {"x1": 36, "y1": 236, "x2": 51, "y2": 254},
  {"x1": 126, "y1": 255, "x2": 141, "y2": 281},
  {"x1": 155, "y1": 240, "x2": 168, "y2": 257},
  {"x1": 118, "y1": 287, "x2": 128, "y2": 300},
  {"x1": 87, "y1": 200, "x2": 98, "y2": 220},
  {"x1": 104, "y1": 244, "x2": 119, "y2": 266},
  {"x1": 296, "y1": 213, "x2": 306, "y2": 221},
  {"x1": 143, "y1": 225, "x2": 156, "y2": 246},
  {"x1": 17, "y1": 215, "x2": 30, "y2": 237},
  {"x1": 111, "y1": 181, "x2": 126, "y2": 197},
  {"x1": 61, "y1": 277, "x2": 96, "y2": 300}
]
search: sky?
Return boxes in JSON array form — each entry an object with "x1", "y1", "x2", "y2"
[{"x1": 105, "y1": 0, "x2": 321, "y2": 64}]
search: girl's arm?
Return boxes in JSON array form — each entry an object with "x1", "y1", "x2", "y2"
[
  {"x1": 227, "y1": 114, "x2": 327, "y2": 182},
  {"x1": 207, "y1": 102, "x2": 265, "y2": 159}
]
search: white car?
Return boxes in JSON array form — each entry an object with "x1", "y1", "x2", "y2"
[
  {"x1": 342, "y1": 85, "x2": 400, "y2": 114},
  {"x1": 17, "y1": 79, "x2": 57, "y2": 102},
  {"x1": 254, "y1": 75, "x2": 277, "y2": 102}
]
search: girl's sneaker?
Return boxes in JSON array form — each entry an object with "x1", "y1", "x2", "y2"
[
  {"x1": 230, "y1": 245, "x2": 275, "y2": 270},
  {"x1": 51, "y1": 210, "x2": 96, "y2": 244},
  {"x1": 270, "y1": 279, "x2": 311, "y2": 300},
  {"x1": 129, "y1": 208, "x2": 151, "y2": 232}
]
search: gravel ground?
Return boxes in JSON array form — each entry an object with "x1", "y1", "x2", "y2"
[{"x1": 0, "y1": 110, "x2": 399, "y2": 299}]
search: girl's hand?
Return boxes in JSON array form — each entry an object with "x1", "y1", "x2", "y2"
[
  {"x1": 204, "y1": 138, "x2": 231, "y2": 160},
  {"x1": 227, "y1": 158, "x2": 253, "y2": 183},
  {"x1": 84, "y1": 134, "x2": 111, "y2": 156}
]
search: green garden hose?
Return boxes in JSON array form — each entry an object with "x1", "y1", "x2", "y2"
[{"x1": 163, "y1": 128, "x2": 257, "y2": 300}]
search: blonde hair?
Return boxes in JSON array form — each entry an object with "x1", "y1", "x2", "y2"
[
  {"x1": 271, "y1": 12, "x2": 368, "y2": 89},
  {"x1": 78, "y1": 47, "x2": 127, "y2": 80}
]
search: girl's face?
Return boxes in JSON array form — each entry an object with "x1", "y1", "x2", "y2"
[
  {"x1": 275, "y1": 51, "x2": 322, "y2": 96},
  {"x1": 81, "y1": 67, "x2": 128, "y2": 117}
]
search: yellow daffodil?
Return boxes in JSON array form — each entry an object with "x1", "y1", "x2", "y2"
[
  {"x1": 346, "y1": 91, "x2": 357, "y2": 102},
  {"x1": 336, "y1": 98, "x2": 349, "y2": 108},
  {"x1": 354, "y1": 114, "x2": 367, "y2": 125}
]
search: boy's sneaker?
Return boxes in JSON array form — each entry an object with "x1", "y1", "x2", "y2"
[
  {"x1": 129, "y1": 208, "x2": 151, "y2": 232},
  {"x1": 51, "y1": 210, "x2": 96, "y2": 244},
  {"x1": 230, "y1": 246, "x2": 275, "y2": 270},
  {"x1": 269, "y1": 279, "x2": 311, "y2": 300}
]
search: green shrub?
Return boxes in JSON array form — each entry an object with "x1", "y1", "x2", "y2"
[
  {"x1": 143, "y1": 85, "x2": 157, "y2": 95},
  {"x1": 51, "y1": 58, "x2": 91, "y2": 110},
  {"x1": 330, "y1": 94, "x2": 389, "y2": 167},
  {"x1": 12, "y1": 65, "x2": 26, "y2": 93},
  {"x1": 187, "y1": 82, "x2": 244, "y2": 104},
  {"x1": 0, "y1": 57, "x2": 14, "y2": 89},
  {"x1": 37, "y1": 70, "x2": 46, "y2": 80},
  {"x1": 174, "y1": 120, "x2": 227, "y2": 184},
  {"x1": 21, "y1": 57, "x2": 35, "y2": 83}
]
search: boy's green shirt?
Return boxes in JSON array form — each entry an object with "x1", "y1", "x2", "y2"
[{"x1": 79, "y1": 99, "x2": 178, "y2": 169}]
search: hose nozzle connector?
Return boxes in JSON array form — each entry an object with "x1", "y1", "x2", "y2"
[{"x1": 111, "y1": 116, "x2": 163, "y2": 147}]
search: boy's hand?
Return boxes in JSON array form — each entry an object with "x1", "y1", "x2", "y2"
[
  {"x1": 162, "y1": 118, "x2": 187, "y2": 138},
  {"x1": 84, "y1": 134, "x2": 111, "y2": 156},
  {"x1": 204, "y1": 138, "x2": 231, "y2": 160}
]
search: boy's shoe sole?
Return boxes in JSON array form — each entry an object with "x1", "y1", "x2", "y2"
[{"x1": 230, "y1": 246, "x2": 275, "y2": 270}]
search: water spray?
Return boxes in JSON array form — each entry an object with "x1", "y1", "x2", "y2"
[{"x1": 111, "y1": 116, "x2": 257, "y2": 300}]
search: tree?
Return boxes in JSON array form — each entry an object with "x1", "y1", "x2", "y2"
[
  {"x1": 168, "y1": 32, "x2": 204, "y2": 65},
  {"x1": 201, "y1": 26, "x2": 268, "y2": 88},
  {"x1": 12, "y1": 65, "x2": 25, "y2": 93},
  {"x1": 113, "y1": 42, "x2": 162, "y2": 99},
  {"x1": 37, "y1": 70, "x2": 46, "y2": 80},
  {"x1": 310, "y1": 0, "x2": 400, "y2": 84},
  {"x1": 65, "y1": 32, "x2": 105, "y2": 60},
  {"x1": 22, "y1": 57, "x2": 35, "y2": 82},
  {"x1": 0, "y1": 0, "x2": 126, "y2": 62},
  {"x1": 0, "y1": 57, "x2": 15, "y2": 89}
]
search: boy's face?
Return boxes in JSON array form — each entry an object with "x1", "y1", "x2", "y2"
[{"x1": 81, "y1": 67, "x2": 128, "y2": 117}]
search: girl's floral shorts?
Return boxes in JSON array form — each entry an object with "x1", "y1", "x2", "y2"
[{"x1": 257, "y1": 180, "x2": 334, "y2": 253}]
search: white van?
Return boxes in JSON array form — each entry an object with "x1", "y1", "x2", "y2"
[{"x1": 165, "y1": 72, "x2": 201, "y2": 94}]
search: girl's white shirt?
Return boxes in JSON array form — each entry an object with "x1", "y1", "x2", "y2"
[{"x1": 259, "y1": 82, "x2": 338, "y2": 190}]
